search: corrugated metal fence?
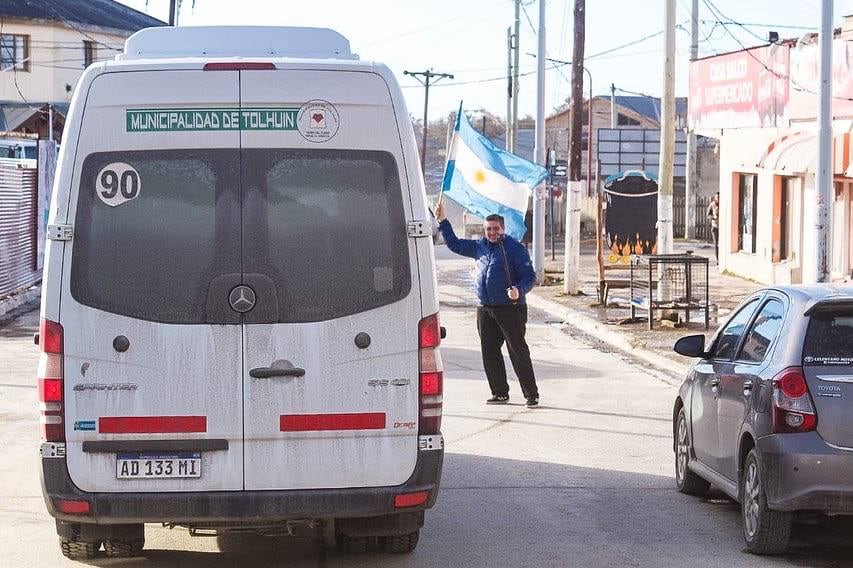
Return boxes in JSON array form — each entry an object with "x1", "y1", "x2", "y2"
[
  {"x1": 673, "y1": 194, "x2": 711, "y2": 241},
  {"x1": 0, "y1": 160, "x2": 39, "y2": 299}
]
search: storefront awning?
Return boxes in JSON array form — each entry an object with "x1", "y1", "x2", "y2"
[{"x1": 755, "y1": 129, "x2": 852, "y2": 175}]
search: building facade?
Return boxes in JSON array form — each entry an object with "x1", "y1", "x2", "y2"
[
  {"x1": 0, "y1": 0, "x2": 164, "y2": 140},
  {"x1": 691, "y1": 21, "x2": 853, "y2": 284}
]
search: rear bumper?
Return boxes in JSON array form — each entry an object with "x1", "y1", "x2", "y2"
[
  {"x1": 41, "y1": 445, "x2": 443, "y2": 525},
  {"x1": 757, "y1": 432, "x2": 853, "y2": 513}
]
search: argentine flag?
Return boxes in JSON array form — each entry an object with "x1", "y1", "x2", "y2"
[{"x1": 441, "y1": 103, "x2": 549, "y2": 240}]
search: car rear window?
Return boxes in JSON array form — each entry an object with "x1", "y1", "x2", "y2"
[
  {"x1": 241, "y1": 149, "x2": 410, "y2": 323},
  {"x1": 71, "y1": 150, "x2": 241, "y2": 324},
  {"x1": 804, "y1": 307, "x2": 853, "y2": 365}
]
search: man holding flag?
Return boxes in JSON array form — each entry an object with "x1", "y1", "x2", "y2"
[{"x1": 435, "y1": 105, "x2": 548, "y2": 408}]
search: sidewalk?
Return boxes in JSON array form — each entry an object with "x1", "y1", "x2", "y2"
[{"x1": 526, "y1": 236, "x2": 761, "y2": 377}]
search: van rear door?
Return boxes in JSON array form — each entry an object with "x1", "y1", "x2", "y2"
[
  {"x1": 62, "y1": 70, "x2": 245, "y2": 492},
  {"x1": 239, "y1": 69, "x2": 421, "y2": 490}
]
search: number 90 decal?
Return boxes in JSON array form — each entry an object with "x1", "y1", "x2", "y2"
[{"x1": 96, "y1": 163, "x2": 141, "y2": 207}]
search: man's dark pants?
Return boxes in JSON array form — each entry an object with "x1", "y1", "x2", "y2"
[{"x1": 476, "y1": 304, "x2": 538, "y2": 399}]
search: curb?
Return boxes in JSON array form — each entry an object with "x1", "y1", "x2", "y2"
[
  {"x1": 0, "y1": 285, "x2": 41, "y2": 323},
  {"x1": 526, "y1": 291, "x2": 690, "y2": 380}
]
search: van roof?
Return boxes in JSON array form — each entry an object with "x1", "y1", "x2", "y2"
[{"x1": 119, "y1": 26, "x2": 358, "y2": 61}]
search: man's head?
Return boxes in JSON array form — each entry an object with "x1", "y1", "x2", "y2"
[
  {"x1": 484, "y1": 214, "x2": 505, "y2": 243},
  {"x1": 713, "y1": 192, "x2": 720, "y2": 204}
]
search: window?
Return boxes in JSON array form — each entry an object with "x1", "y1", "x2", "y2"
[
  {"x1": 804, "y1": 307, "x2": 853, "y2": 365},
  {"x1": 738, "y1": 299, "x2": 785, "y2": 363},
  {"x1": 737, "y1": 173, "x2": 758, "y2": 253},
  {"x1": 83, "y1": 40, "x2": 96, "y2": 67},
  {"x1": 617, "y1": 113, "x2": 640, "y2": 126},
  {"x1": 242, "y1": 149, "x2": 410, "y2": 323},
  {"x1": 72, "y1": 150, "x2": 242, "y2": 324},
  {"x1": 0, "y1": 34, "x2": 29, "y2": 71},
  {"x1": 713, "y1": 298, "x2": 760, "y2": 360},
  {"x1": 779, "y1": 178, "x2": 791, "y2": 260}
]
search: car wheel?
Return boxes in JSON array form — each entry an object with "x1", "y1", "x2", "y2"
[
  {"x1": 741, "y1": 448, "x2": 793, "y2": 555},
  {"x1": 103, "y1": 538, "x2": 145, "y2": 558},
  {"x1": 59, "y1": 539, "x2": 100, "y2": 559},
  {"x1": 335, "y1": 531, "x2": 372, "y2": 553},
  {"x1": 380, "y1": 530, "x2": 420, "y2": 554},
  {"x1": 675, "y1": 407, "x2": 711, "y2": 495}
]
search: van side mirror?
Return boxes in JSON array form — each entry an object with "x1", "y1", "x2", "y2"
[{"x1": 674, "y1": 334, "x2": 706, "y2": 358}]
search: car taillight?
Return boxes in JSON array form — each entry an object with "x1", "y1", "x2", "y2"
[
  {"x1": 37, "y1": 318, "x2": 65, "y2": 442},
  {"x1": 772, "y1": 367, "x2": 817, "y2": 433},
  {"x1": 418, "y1": 313, "x2": 443, "y2": 435}
]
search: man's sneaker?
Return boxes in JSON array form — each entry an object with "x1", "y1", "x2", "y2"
[
  {"x1": 486, "y1": 395, "x2": 509, "y2": 405},
  {"x1": 525, "y1": 397, "x2": 539, "y2": 408}
]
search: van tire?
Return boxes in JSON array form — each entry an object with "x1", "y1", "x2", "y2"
[
  {"x1": 103, "y1": 538, "x2": 145, "y2": 558},
  {"x1": 59, "y1": 539, "x2": 100, "y2": 559},
  {"x1": 335, "y1": 532, "x2": 372, "y2": 553},
  {"x1": 380, "y1": 530, "x2": 419, "y2": 553}
]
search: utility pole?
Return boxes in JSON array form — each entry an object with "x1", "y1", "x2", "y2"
[
  {"x1": 685, "y1": 0, "x2": 699, "y2": 240},
  {"x1": 506, "y1": 27, "x2": 514, "y2": 151},
  {"x1": 657, "y1": 0, "x2": 676, "y2": 257},
  {"x1": 815, "y1": 0, "x2": 833, "y2": 282},
  {"x1": 511, "y1": 0, "x2": 521, "y2": 153},
  {"x1": 564, "y1": 0, "x2": 585, "y2": 295},
  {"x1": 533, "y1": 0, "x2": 547, "y2": 282},
  {"x1": 610, "y1": 83, "x2": 616, "y2": 128},
  {"x1": 404, "y1": 69, "x2": 454, "y2": 176}
]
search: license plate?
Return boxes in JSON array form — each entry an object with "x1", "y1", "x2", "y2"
[{"x1": 116, "y1": 452, "x2": 201, "y2": 479}]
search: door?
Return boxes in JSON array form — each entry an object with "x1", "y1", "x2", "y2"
[
  {"x1": 239, "y1": 69, "x2": 423, "y2": 490},
  {"x1": 717, "y1": 298, "x2": 785, "y2": 481},
  {"x1": 62, "y1": 70, "x2": 245, "y2": 492},
  {"x1": 691, "y1": 297, "x2": 761, "y2": 472}
]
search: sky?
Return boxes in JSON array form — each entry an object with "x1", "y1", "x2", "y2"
[{"x1": 115, "y1": 0, "x2": 853, "y2": 122}]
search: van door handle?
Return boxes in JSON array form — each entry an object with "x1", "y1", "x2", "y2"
[{"x1": 249, "y1": 367, "x2": 306, "y2": 378}]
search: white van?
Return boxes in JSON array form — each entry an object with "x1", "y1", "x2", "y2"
[{"x1": 36, "y1": 26, "x2": 443, "y2": 559}]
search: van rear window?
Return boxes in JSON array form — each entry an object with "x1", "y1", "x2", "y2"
[
  {"x1": 803, "y1": 307, "x2": 853, "y2": 365},
  {"x1": 71, "y1": 150, "x2": 241, "y2": 324},
  {"x1": 241, "y1": 149, "x2": 410, "y2": 323},
  {"x1": 71, "y1": 149, "x2": 410, "y2": 324}
]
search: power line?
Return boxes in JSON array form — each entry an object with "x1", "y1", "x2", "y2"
[{"x1": 363, "y1": 0, "x2": 507, "y2": 48}]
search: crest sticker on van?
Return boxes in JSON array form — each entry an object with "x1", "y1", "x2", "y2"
[
  {"x1": 97, "y1": 163, "x2": 141, "y2": 207},
  {"x1": 297, "y1": 100, "x2": 340, "y2": 143}
]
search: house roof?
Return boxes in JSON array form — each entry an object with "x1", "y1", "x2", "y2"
[
  {"x1": 0, "y1": 0, "x2": 166, "y2": 33},
  {"x1": 549, "y1": 95, "x2": 688, "y2": 123},
  {"x1": 608, "y1": 96, "x2": 689, "y2": 122},
  {"x1": 0, "y1": 101, "x2": 68, "y2": 131}
]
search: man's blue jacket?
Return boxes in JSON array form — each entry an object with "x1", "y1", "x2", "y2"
[{"x1": 438, "y1": 219, "x2": 536, "y2": 306}]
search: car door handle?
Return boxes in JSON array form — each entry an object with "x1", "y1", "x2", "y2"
[
  {"x1": 710, "y1": 378, "x2": 720, "y2": 387},
  {"x1": 249, "y1": 367, "x2": 306, "y2": 378},
  {"x1": 742, "y1": 379, "x2": 754, "y2": 394}
]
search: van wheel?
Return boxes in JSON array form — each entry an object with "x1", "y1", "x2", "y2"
[
  {"x1": 103, "y1": 538, "x2": 145, "y2": 558},
  {"x1": 741, "y1": 449, "x2": 792, "y2": 555},
  {"x1": 335, "y1": 532, "x2": 372, "y2": 553},
  {"x1": 380, "y1": 530, "x2": 419, "y2": 553},
  {"x1": 675, "y1": 407, "x2": 710, "y2": 496},
  {"x1": 59, "y1": 539, "x2": 100, "y2": 559}
]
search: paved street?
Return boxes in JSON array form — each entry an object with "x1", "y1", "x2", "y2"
[{"x1": 1, "y1": 251, "x2": 852, "y2": 567}]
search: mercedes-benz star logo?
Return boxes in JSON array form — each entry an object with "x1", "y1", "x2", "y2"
[{"x1": 229, "y1": 285, "x2": 256, "y2": 313}]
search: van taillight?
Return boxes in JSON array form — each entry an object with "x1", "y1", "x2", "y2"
[
  {"x1": 37, "y1": 319, "x2": 65, "y2": 442},
  {"x1": 418, "y1": 314, "x2": 443, "y2": 435},
  {"x1": 772, "y1": 367, "x2": 817, "y2": 433}
]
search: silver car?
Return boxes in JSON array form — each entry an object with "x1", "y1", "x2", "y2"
[{"x1": 672, "y1": 285, "x2": 853, "y2": 555}]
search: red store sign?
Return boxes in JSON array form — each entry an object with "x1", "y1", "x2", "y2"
[{"x1": 689, "y1": 45, "x2": 790, "y2": 129}]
